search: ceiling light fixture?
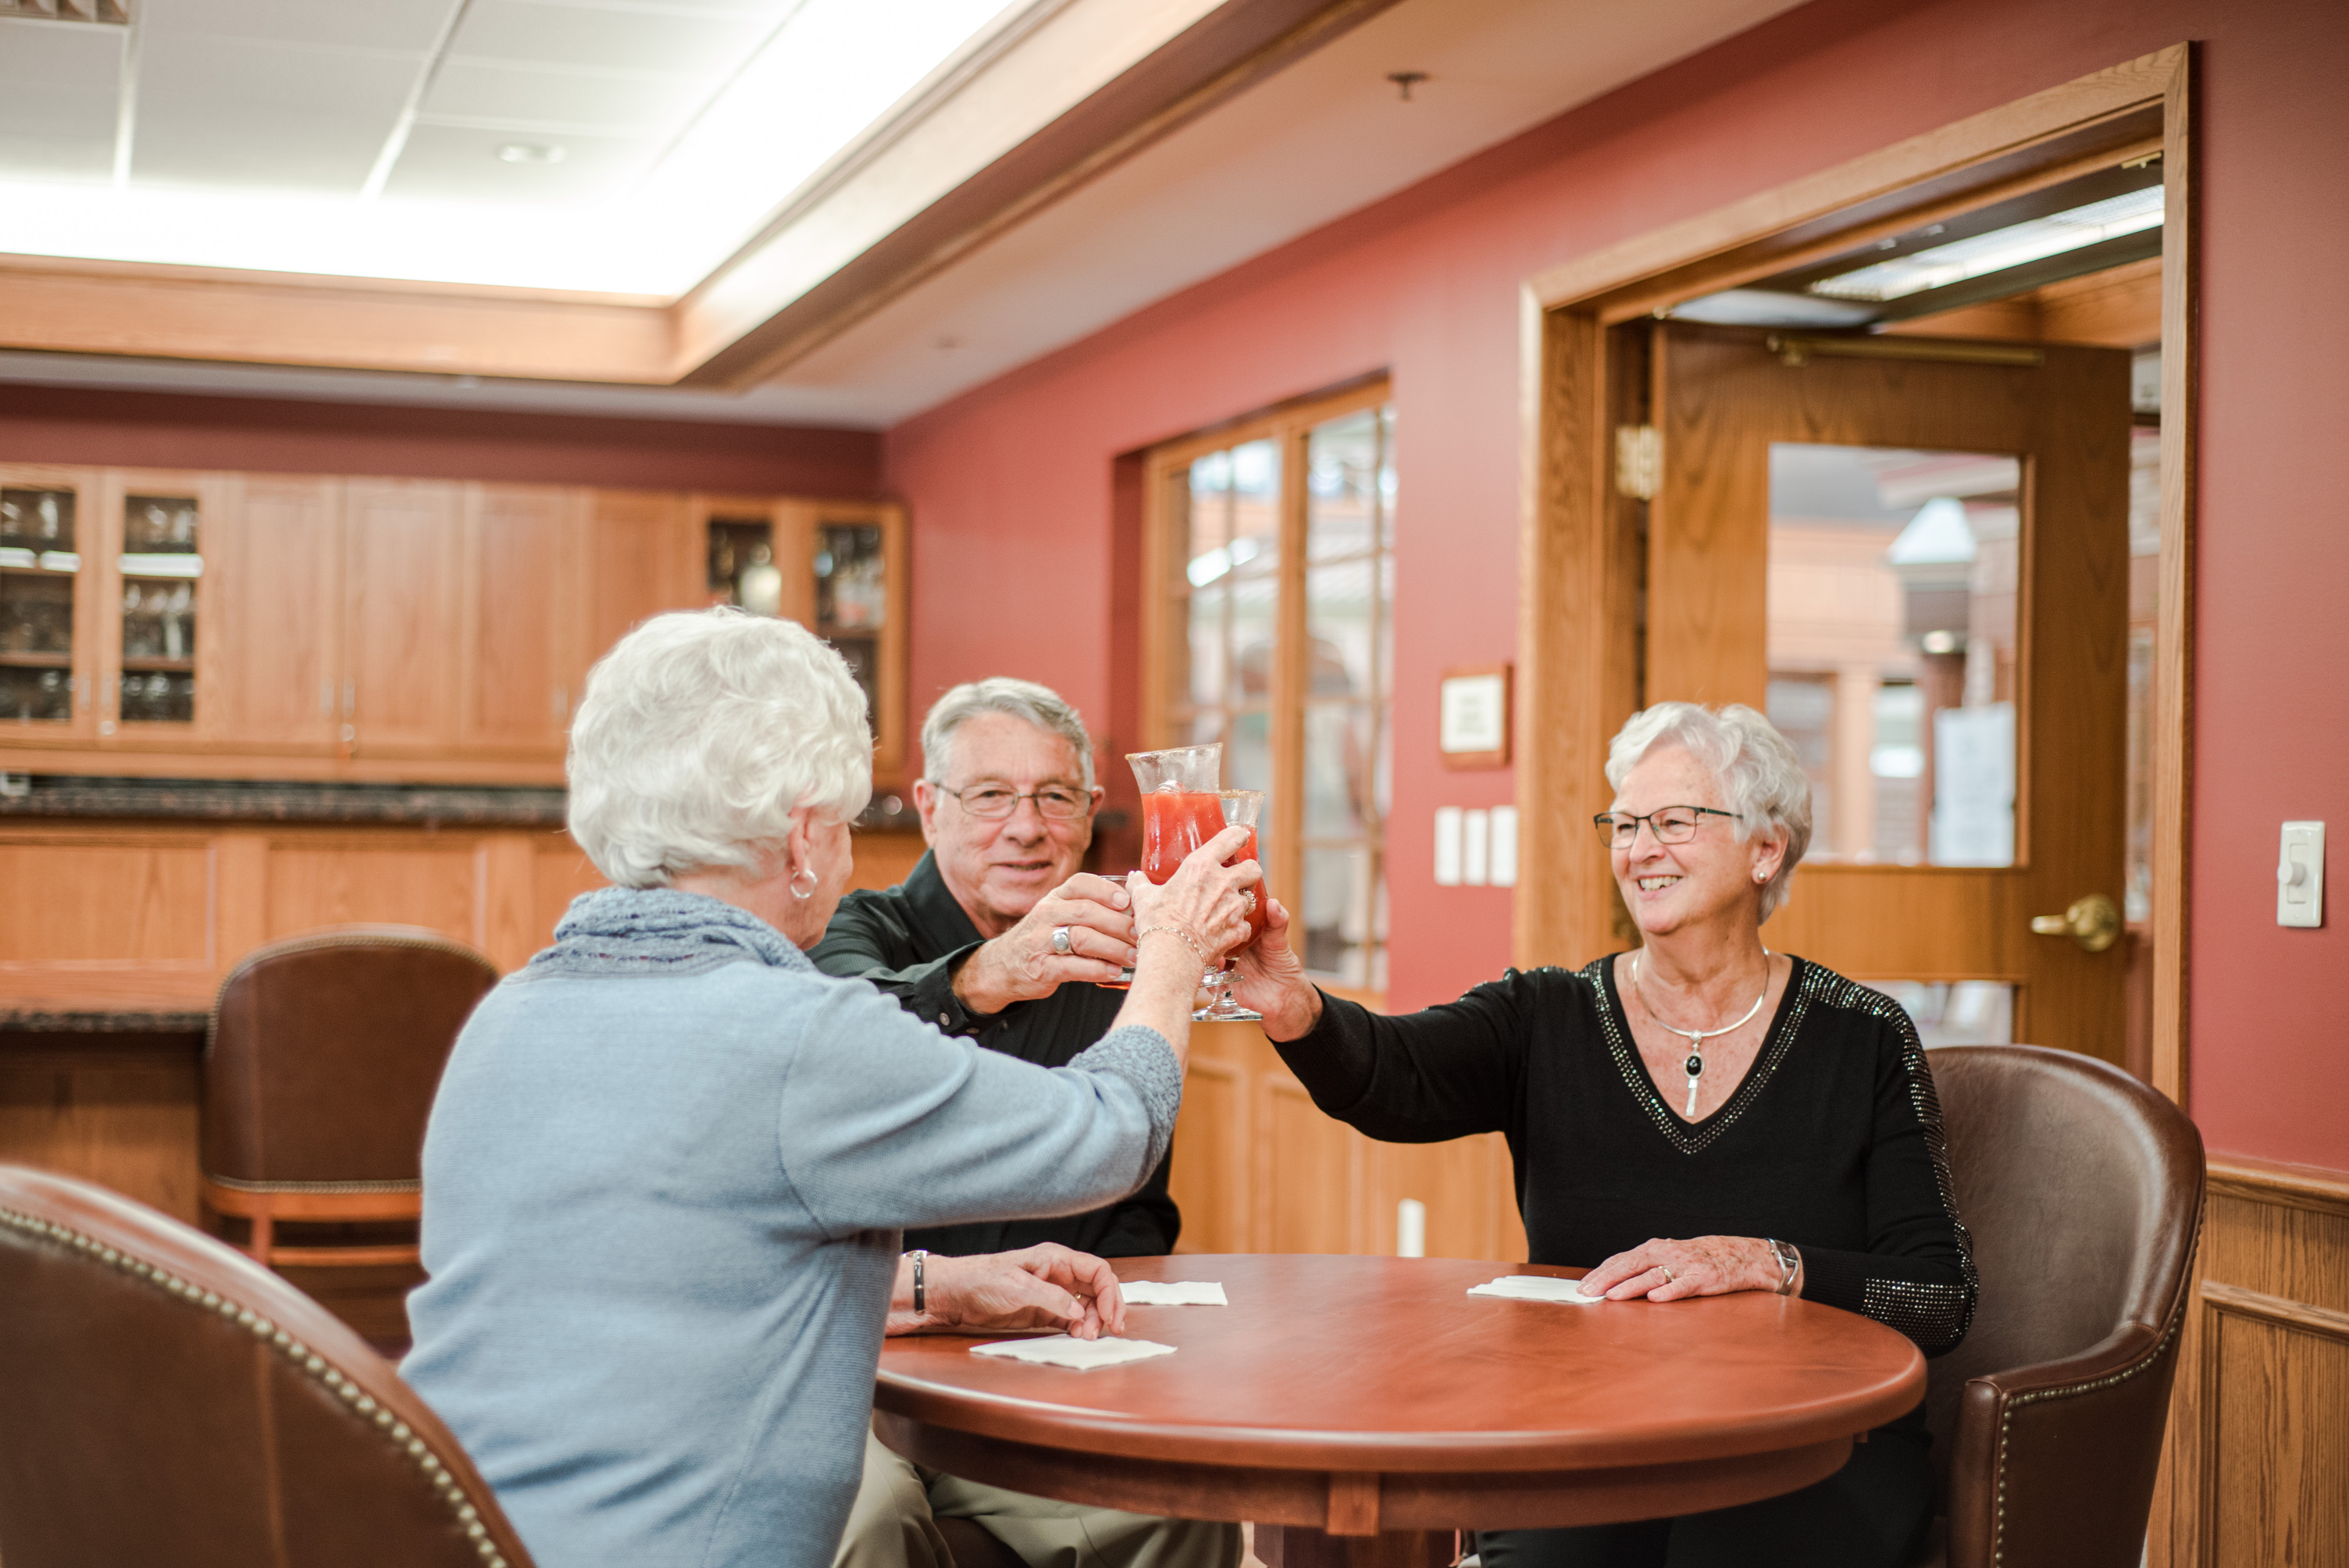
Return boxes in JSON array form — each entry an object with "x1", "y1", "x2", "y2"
[
  {"x1": 496, "y1": 144, "x2": 565, "y2": 166},
  {"x1": 1387, "y1": 71, "x2": 1428, "y2": 102}
]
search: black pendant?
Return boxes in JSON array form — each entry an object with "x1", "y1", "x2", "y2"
[{"x1": 1684, "y1": 1053, "x2": 1703, "y2": 1078}]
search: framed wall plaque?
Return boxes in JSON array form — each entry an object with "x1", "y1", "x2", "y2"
[{"x1": 1438, "y1": 663, "x2": 1512, "y2": 769}]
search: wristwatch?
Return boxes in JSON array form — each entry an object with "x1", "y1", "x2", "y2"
[
  {"x1": 908, "y1": 1249, "x2": 928, "y2": 1313},
  {"x1": 1767, "y1": 1238, "x2": 1799, "y2": 1295}
]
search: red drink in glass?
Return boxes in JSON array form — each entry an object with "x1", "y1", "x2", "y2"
[{"x1": 1140, "y1": 790, "x2": 1226, "y2": 886}]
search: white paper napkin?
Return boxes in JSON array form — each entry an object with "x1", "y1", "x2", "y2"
[
  {"x1": 1467, "y1": 1274, "x2": 1606, "y2": 1305},
  {"x1": 971, "y1": 1335, "x2": 1180, "y2": 1370},
  {"x1": 1118, "y1": 1281, "x2": 1228, "y2": 1306}
]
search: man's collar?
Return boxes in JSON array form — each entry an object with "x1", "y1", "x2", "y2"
[{"x1": 904, "y1": 849, "x2": 986, "y2": 952}]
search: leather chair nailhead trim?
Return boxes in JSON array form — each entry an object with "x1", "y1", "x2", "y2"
[
  {"x1": 1985, "y1": 1225, "x2": 2201, "y2": 1566},
  {"x1": 0, "y1": 1203, "x2": 514, "y2": 1568}
]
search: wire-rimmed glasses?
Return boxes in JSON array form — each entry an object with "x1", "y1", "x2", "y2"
[
  {"x1": 933, "y1": 782, "x2": 1092, "y2": 821},
  {"x1": 1592, "y1": 805, "x2": 1739, "y2": 849}
]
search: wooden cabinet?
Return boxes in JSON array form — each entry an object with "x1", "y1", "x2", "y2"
[
  {"x1": 0, "y1": 469, "x2": 902, "y2": 786},
  {"x1": 94, "y1": 469, "x2": 233, "y2": 746},
  {"x1": 0, "y1": 465, "x2": 101, "y2": 742},
  {"x1": 460, "y1": 484, "x2": 585, "y2": 755},
  {"x1": 215, "y1": 475, "x2": 340, "y2": 750},
  {"x1": 696, "y1": 494, "x2": 908, "y2": 779},
  {"x1": 344, "y1": 480, "x2": 464, "y2": 755}
]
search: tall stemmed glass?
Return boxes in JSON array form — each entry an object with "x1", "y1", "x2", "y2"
[
  {"x1": 1125, "y1": 746, "x2": 1267, "y2": 1022},
  {"x1": 1199, "y1": 789, "x2": 1266, "y2": 1021}
]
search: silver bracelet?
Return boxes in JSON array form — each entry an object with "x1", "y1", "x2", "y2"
[
  {"x1": 1768, "y1": 1238, "x2": 1798, "y2": 1295},
  {"x1": 1135, "y1": 923, "x2": 1213, "y2": 968},
  {"x1": 908, "y1": 1249, "x2": 927, "y2": 1313}
]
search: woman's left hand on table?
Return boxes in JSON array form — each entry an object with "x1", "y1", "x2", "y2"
[
  {"x1": 1577, "y1": 1235, "x2": 1793, "y2": 1302},
  {"x1": 891, "y1": 1243, "x2": 1128, "y2": 1338}
]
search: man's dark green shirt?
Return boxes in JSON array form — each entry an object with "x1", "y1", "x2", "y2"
[{"x1": 808, "y1": 850, "x2": 1179, "y2": 1258}]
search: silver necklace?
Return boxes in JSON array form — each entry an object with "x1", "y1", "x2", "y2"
[{"x1": 1631, "y1": 949, "x2": 1772, "y2": 1117}]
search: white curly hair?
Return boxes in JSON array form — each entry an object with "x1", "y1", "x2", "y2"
[
  {"x1": 1605, "y1": 701, "x2": 1813, "y2": 921},
  {"x1": 566, "y1": 608, "x2": 873, "y2": 888}
]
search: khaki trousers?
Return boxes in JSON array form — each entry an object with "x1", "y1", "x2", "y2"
[{"x1": 834, "y1": 1428, "x2": 1242, "y2": 1568}]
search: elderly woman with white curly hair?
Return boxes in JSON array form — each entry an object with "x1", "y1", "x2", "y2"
[
  {"x1": 402, "y1": 609, "x2": 1259, "y2": 1568},
  {"x1": 1228, "y1": 701, "x2": 1976, "y2": 1568}
]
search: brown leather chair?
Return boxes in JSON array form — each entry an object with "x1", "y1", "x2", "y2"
[
  {"x1": 204, "y1": 926, "x2": 497, "y2": 1268},
  {"x1": 1916, "y1": 1045, "x2": 2204, "y2": 1568},
  {"x1": 0, "y1": 1163, "x2": 536, "y2": 1568}
]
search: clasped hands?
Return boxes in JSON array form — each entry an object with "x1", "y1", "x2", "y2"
[
  {"x1": 953, "y1": 829, "x2": 1262, "y2": 1016},
  {"x1": 1575, "y1": 1235, "x2": 1804, "y2": 1302},
  {"x1": 887, "y1": 1243, "x2": 1128, "y2": 1340}
]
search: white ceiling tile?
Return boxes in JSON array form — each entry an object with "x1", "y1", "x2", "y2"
[
  {"x1": 137, "y1": 0, "x2": 461, "y2": 52},
  {"x1": 448, "y1": 0, "x2": 770, "y2": 75},
  {"x1": 380, "y1": 121, "x2": 654, "y2": 203},
  {"x1": 420, "y1": 59, "x2": 706, "y2": 134},
  {"x1": 130, "y1": 35, "x2": 422, "y2": 193},
  {"x1": 0, "y1": 24, "x2": 122, "y2": 183}
]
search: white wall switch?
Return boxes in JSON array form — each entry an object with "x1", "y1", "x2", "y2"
[
  {"x1": 1490, "y1": 805, "x2": 1520, "y2": 887},
  {"x1": 2278, "y1": 821, "x2": 2325, "y2": 928},
  {"x1": 1434, "y1": 807, "x2": 1463, "y2": 886},
  {"x1": 1463, "y1": 808, "x2": 1491, "y2": 886}
]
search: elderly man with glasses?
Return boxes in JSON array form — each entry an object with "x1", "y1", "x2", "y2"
[{"x1": 813, "y1": 677, "x2": 1239, "y2": 1568}]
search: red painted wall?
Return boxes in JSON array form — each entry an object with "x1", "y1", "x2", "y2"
[
  {"x1": 883, "y1": 0, "x2": 2349, "y2": 1168},
  {"x1": 0, "y1": 385, "x2": 881, "y2": 497}
]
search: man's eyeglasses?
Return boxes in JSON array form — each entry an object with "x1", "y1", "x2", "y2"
[
  {"x1": 1592, "y1": 805, "x2": 1738, "y2": 849},
  {"x1": 936, "y1": 782, "x2": 1092, "y2": 821}
]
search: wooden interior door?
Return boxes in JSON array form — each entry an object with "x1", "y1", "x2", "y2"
[
  {"x1": 217, "y1": 474, "x2": 340, "y2": 750},
  {"x1": 1648, "y1": 323, "x2": 2131, "y2": 1062},
  {"x1": 343, "y1": 479, "x2": 462, "y2": 754},
  {"x1": 460, "y1": 484, "x2": 585, "y2": 754}
]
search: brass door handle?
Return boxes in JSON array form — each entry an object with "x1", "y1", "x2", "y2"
[{"x1": 2030, "y1": 893, "x2": 2123, "y2": 953}]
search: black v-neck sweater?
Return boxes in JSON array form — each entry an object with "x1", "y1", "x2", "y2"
[{"x1": 1275, "y1": 956, "x2": 1977, "y2": 1359}]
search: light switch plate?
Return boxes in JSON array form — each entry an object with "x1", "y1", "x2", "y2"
[
  {"x1": 1434, "y1": 807, "x2": 1463, "y2": 886},
  {"x1": 2277, "y1": 821, "x2": 2325, "y2": 928}
]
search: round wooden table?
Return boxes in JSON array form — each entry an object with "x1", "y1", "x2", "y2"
[{"x1": 875, "y1": 1254, "x2": 1924, "y2": 1566}]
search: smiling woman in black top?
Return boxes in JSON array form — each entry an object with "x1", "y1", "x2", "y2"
[{"x1": 1229, "y1": 701, "x2": 1974, "y2": 1568}]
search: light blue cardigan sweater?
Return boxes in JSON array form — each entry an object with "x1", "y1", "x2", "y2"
[{"x1": 401, "y1": 888, "x2": 1181, "y2": 1568}]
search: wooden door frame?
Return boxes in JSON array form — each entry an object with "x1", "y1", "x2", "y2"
[{"x1": 1514, "y1": 44, "x2": 2196, "y2": 1102}]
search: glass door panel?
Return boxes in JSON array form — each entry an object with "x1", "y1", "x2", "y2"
[
  {"x1": 1763, "y1": 443, "x2": 2020, "y2": 868},
  {"x1": 0, "y1": 487, "x2": 80, "y2": 725},
  {"x1": 118, "y1": 492, "x2": 201, "y2": 725}
]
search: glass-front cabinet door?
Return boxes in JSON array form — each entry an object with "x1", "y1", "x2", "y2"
[
  {"x1": 695, "y1": 495, "x2": 907, "y2": 783},
  {"x1": 99, "y1": 471, "x2": 228, "y2": 741},
  {"x1": 0, "y1": 467, "x2": 98, "y2": 740}
]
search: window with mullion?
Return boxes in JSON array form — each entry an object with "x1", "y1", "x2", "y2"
[{"x1": 1149, "y1": 390, "x2": 1393, "y2": 992}]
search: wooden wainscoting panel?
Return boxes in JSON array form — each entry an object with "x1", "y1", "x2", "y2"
[
  {"x1": 1170, "y1": 1056, "x2": 1246, "y2": 1256},
  {"x1": 476, "y1": 834, "x2": 540, "y2": 972},
  {"x1": 0, "y1": 838, "x2": 210, "y2": 963},
  {"x1": 265, "y1": 838, "x2": 483, "y2": 950},
  {"x1": 0, "y1": 1054, "x2": 201, "y2": 1224},
  {"x1": 1258, "y1": 1075, "x2": 1360, "y2": 1255},
  {"x1": 2156, "y1": 1156, "x2": 2349, "y2": 1568},
  {"x1": 1369, "y1": 1132, "x2": 1520, "y2": 1261},
  {"x1": 2201, "y1": 1286, "x2": 2349, "y2": 1568}
]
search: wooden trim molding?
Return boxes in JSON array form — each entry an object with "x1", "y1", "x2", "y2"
[
  {"x1": 2205, "y1": 1153, "x2": 2349, "y2": 1221},
  {"x1": 2200, "y1": 1279, "x2": 2349, "y2": 1343},
  {"x1": 1514, "y1": 46, "x2": 2196, "y2": 1114}
]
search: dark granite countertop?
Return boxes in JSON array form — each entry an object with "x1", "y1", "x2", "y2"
[
  {"x1": 0, "y1": 773, "x2": 928, "y2": 832},
  {"x1": 1, "y1": 1008, "x2": 209, "y2": 1034},
  {"x1": 0, "y1": 773, "x2": 567, "y2": 826}
]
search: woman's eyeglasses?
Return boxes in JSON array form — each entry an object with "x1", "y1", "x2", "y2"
[
  {"x1": 1592, "y1": 805, "x2": 1738, "y2": 848},
  {"x1": 936, "y1": 783, "x2": 1092, "y2": 821}
]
